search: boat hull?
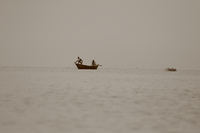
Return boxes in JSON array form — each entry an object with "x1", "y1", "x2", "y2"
[
  {"x1": 165, "y1": 68, "x2": 176, "y2": 71},
  {"x1": 75, "y1": 63, "x2": 99, "y2": 69}
]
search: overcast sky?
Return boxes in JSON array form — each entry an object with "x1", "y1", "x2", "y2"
[{"x1": 0, "y1": 0, "x2": 200, "y2": 69}]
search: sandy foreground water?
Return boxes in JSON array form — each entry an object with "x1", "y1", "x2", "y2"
[{"x1": 0, "y1": 67, "x2": 200, "y2": 133}]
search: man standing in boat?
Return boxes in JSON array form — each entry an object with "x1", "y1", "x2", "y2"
[{"x1": 75, "y1": 57, "x2": 83, "y2": 65}]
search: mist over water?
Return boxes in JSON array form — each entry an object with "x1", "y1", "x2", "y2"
[
  {"x1": 0, "y1": 66, "x2": 200, "y2": 133},
  {"x1": 1, "y1": 0, "x2": 200, "y2": 70}
]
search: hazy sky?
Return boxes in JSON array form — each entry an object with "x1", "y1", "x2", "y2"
[{"x1": 1, "y1": 0, "x2": 200, "y2": 69}]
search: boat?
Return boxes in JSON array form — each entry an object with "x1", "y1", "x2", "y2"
[
  {"x1": 165, "y1": 68, "x2": 177, "y2": 71},
  {"x1": 74, "y1": 62, "x2": 99, "y2": 69}
]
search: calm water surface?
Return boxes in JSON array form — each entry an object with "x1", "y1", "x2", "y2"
[{"x1": 0, "y1": 67, "x2": 200, "y2": 133}]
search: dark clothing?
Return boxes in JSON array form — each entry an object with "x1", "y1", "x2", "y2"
[{"x1": 92, "y1": 60, "x2": 96, "y2": 66}]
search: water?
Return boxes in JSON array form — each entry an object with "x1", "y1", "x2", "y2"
[{"x1": 0, "y1": 67, "x2": 200, "y2": 133}]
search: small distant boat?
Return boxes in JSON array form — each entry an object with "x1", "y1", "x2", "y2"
[
  {"x1": 165, "y1": 68, "x2": 177, "y2": 71},
  {"x1": 75, "y1": 62, "x2": 99, "y2": 70}
]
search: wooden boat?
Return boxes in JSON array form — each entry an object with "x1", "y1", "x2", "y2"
[
  {"x1": 165, "y1": 68, "x2": 177, "y2": 71},
  {"x1": 74, "y1": 62, "x2": 99, "y2": 69}
]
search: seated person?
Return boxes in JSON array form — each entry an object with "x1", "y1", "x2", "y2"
[
  {"x1": 92, "y1": 60, "x2": 96, "y2": 66},
  {"x1": 75, "y1": 57, "x2": 83, "y2": 64}
]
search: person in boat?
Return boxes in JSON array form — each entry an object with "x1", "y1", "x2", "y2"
[
  {"x1": 92, "y1": 60, "x2": 96, "y2": 66},
  {"x1": 75, "y1": 57, "x2": 83, "y2": 65}
]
